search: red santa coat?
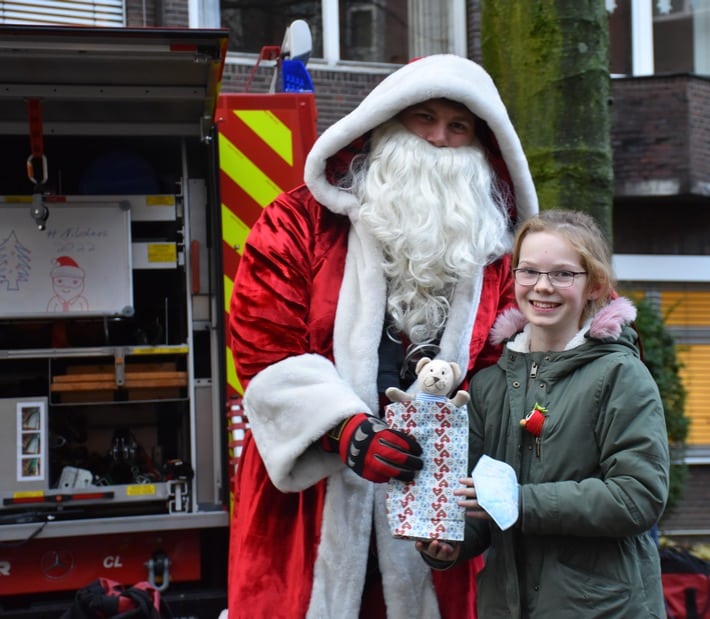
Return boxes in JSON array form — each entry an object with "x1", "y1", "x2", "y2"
[{"x1": 227, "y1": 54, "x2": 538, "y2": 619}]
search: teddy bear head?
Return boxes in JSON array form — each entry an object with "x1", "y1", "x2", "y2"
[{"x1": 415, "y1": 357, "x2": 461, "y2": 398}]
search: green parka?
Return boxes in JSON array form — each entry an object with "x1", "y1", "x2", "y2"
[{"x1": 463, "y1": 297, "x2": 670, "y2": 618}]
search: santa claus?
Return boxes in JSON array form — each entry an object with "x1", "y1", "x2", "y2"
[
  {"x1": 227, "y1": 54, "x2": 538, "y2": 619},
  {"x1": 47, "y1": 255, "x2": 89, "y2": 312}
]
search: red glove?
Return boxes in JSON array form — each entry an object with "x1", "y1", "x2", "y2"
[{"x1": 322, "y1": 413, "x2": 423, "y2": 483}]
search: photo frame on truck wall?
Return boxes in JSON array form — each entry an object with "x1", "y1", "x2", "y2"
[
  {"x1": 0, "y1": 200, "x2": 133, "y2": 318},
  {"x1": 0, "y1": 397, "x2": 48, "y2": 493},
  {"x1": 18, "y1": 399, "x2": 46, "y2": 483}
]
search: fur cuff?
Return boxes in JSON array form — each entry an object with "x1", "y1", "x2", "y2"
[{"x1": 243, "y1": 353, "x2": 371, "y2": 492}]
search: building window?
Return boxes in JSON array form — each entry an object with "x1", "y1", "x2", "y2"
[
  {"x1": 0, "y1": 0, "x2": 124, "y2": 26},
  {"x1": 653, "y1": 0, "x2": 694, "y2": 72},
  {"x1": 220, "y1": 1, "x2": 323, "y2": 56},
  {"x1": 653, "y1": 0, "x2": 710, "y2": 74},
  {"x1": 218, "y1": 0, "x2": 456, "y2": 65},
  {"x1": 608, "y1": 0, "x2": 632, "y2": 75},
  {"x1": 340, "y1": 1, "x2": 407, "y2": 63},
  {"x1": 608, "y1": 0, "x2": 710, "y2": 76}
]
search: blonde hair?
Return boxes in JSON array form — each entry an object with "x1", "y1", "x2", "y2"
[{"x1": 512, "y1": 209, "x2": 615, "y2": 320}]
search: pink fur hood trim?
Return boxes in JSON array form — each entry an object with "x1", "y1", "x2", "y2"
[{"x1": 489, "y1": 296, "x2": 638, "y2": 346}]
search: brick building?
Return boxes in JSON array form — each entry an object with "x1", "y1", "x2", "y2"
[{"x1": 611, "y1": 72, "x2": 710, "y2": 544}]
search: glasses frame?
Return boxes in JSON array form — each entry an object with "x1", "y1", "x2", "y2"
[{"x1": 513, "y1": 268, "x2": 588, "y2": 289}]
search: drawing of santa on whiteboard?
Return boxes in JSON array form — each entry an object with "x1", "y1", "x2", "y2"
[{"x1": 46, "y1": 255, "x2": 89, "y2": 312}]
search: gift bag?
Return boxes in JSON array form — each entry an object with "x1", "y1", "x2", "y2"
[{"x1": 385, "y1": 398, "x2": 468, "y2": 541}]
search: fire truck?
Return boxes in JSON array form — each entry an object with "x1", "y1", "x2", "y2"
[{"x1": 0, "y1": 24, "x2": 317, "y2": 617}]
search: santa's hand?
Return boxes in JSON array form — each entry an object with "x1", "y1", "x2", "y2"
[{"x1": 322, "y1": 413, "x2": 423, "y2": 483}]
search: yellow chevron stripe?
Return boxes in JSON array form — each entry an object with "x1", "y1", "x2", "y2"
[
  {"x1": 224, "y1": 273, "x2": 234, "y2": 316},
  {"x1": 219, "y1": 133, "x2": 283, "y2": 207},
  {"x1": 223, "y1": 272, "x2": 243, "y2": 395},
  {"x1": 222, "y1": 203, "x2": 251, "y2": 259},
  {"x1": 226, "y1": 344, "x2": 243, "y2": 395},
  {"x1": 234, "y1": 109, "x2": 294, "y2": 166}
]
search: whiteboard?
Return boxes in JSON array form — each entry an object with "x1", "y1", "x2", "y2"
[{"x1": 0, "y1": 200, "x2": 133, "y2": 318}]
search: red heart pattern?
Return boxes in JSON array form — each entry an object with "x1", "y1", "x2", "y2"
[{"x1": 384, "y1": 400, "x2": 468, "y2": 541}]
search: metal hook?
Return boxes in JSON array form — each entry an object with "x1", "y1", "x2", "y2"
[{"x1": 26, "y1": 153, "x2": 48, "y2": 186}]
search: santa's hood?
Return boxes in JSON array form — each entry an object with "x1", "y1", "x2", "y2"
[{"x1": 303, "y1": 53, "x2": 538, "y2": 223}]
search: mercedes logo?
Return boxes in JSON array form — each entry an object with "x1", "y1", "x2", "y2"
[{"x1": 40, "y1": 549, "x2": 75, "y2": 580}]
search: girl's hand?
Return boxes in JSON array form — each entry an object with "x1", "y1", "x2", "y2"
[
  {"x1": 454, "y1": 476, "x2": 492, "y2": 521},
  {"x1": 415, "y1": 477, "x2": 493, "y2": 564}
]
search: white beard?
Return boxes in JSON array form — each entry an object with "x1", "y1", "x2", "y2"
[{"x1": 354, "y1": 121, "x2": 510, "y2": 344}]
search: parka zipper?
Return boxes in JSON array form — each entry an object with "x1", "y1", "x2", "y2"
[{"x1": 530, "y1": 361, "x2": 541, "y2": 457}]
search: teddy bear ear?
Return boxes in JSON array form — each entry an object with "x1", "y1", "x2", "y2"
[
  {"x1": 415, "y1": 357, "x2": 432, "y2": 374},
  {"x1": 449, "y1": 362, "x2": 461, "y2": 383}
]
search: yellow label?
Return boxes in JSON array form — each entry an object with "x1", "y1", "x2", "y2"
[
  {"x1": 131, "y1": 346, "x2": 189, "y2": 355},
  {"x1": 147, "y1": 243, "x2": 177, "y2": 263},
  {"x1": 126, "y1": 484, "x2": 156, "y2": 496},
  {"x1": 13, "y1": 490, "x2": 44, "y2": 498},
  {"x1": 146, "y1": 195, "x2": 175, "y2": 206}
]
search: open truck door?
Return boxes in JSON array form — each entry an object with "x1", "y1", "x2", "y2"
[
  {"x1": 0, "y1": 23, "x2": 317, "y2": 617},
  {"x1": 0, "y1": 25, "x2": 231, "y2": 616}
]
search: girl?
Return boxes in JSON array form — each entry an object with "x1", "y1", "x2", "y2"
[{"x1": 417, "y1": 209, "x2": 670, "y2": 618}]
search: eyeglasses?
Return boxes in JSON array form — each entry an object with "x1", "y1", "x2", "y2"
[{"x1": 513, "y1": 268, "x2": 587, "y2": 288}]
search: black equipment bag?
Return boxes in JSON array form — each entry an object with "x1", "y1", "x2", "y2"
[
  {"x1": 661, "y1": 546, "x2": 710, "y2": 619},
  {"x1": 60, "y1": 577, "x2": 173, "y2": 619}
]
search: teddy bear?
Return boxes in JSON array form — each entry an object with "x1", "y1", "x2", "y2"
[{"x1": 385, "y1": 357, "x2": 470, "y2": 408}]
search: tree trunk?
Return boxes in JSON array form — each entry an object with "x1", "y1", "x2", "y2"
[{"x1": 480, "y1": 0, "x2": 613, "y2": 238}]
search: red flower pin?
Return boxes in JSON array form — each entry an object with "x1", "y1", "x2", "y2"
[{"x1": 520, "y1": 403, "x2": 548, "y2": 437}]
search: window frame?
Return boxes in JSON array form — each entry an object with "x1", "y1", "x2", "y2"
[
  {"x1": 200, "y1": 0, "x2": 466, "y2": 67},
  {"x1": 0, "y1": 0, "x2": 125, "y2": 27}
]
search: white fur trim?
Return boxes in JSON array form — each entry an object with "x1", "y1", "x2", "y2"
[
  {"x1": 332, "y1": 220, "x2": 388, "y2": 411},
  {"x1": 437, "y1": 268, "x2": 482, "y2": 384},
  {"x1": 506, "y1": 323, "x2": 532, "y2": 353},
  {"x1": 243, "y1": 353, "x2": 370, "y2": 492},
  {"x1": 304, "y1": 54, "x2": 538, "y2": 222},
  {"x1": 489, "y1": 306, "x2": 528, "y2": 346},
  {"x1": 307, "y1": 471, "x2": 374, "y2": 619},
  {"x1": 589, "y1": 296, "x2": 637, "y2": 340},
  {"x1": 565, "y1": 317, "x2": 594, "y2": 350}
]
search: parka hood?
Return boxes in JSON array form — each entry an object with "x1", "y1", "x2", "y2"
[
  {"x1": 490, "y1": 296, "x2": 639, "y2": 352},
  {"x1": 303, "y1": 54, "x2": 538, "y2": 224}
]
